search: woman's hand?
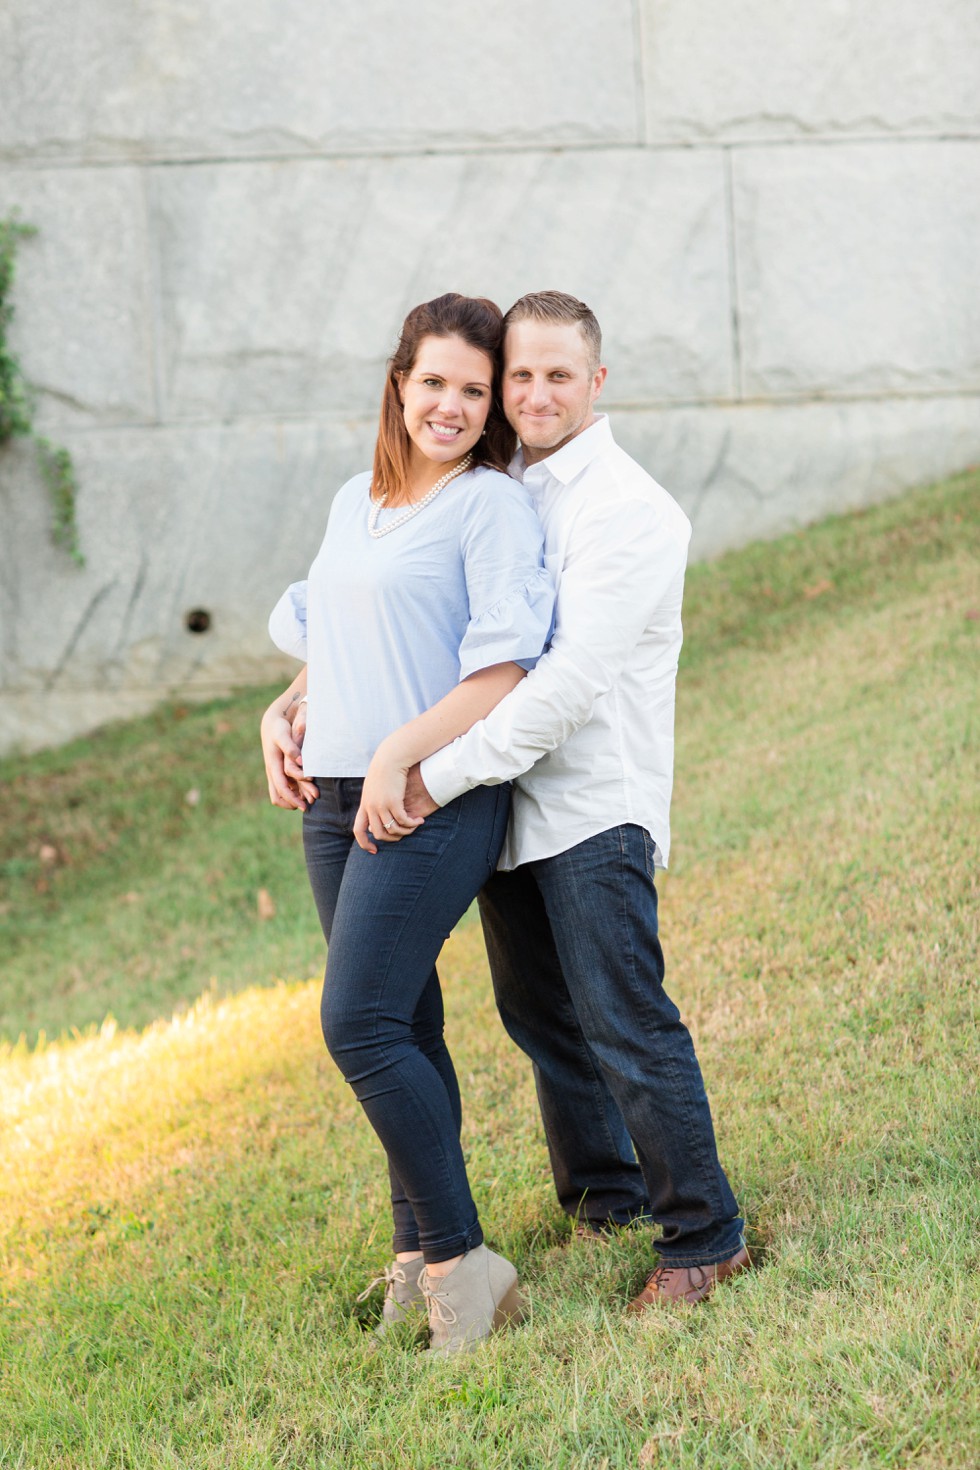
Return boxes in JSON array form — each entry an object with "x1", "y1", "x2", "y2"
[
  {"x1": 354, "y1": 740, "x2": 425, "y2": 853},
  {"x1": 260, "y1": 692, "x2": 319, "y2": 810}
]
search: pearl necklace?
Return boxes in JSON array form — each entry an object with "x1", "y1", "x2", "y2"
[{"x1": 367, "y1": 453, "x2": 473, "y2": 538}]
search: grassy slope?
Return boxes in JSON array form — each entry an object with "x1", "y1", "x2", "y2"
[{"x1": 0, "y1": 470, "x2": 977, "y2": 1468}]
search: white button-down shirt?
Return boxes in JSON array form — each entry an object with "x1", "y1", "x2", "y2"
[{"x1": 420, "y1": 415, "x2": 692, "y2": 871}]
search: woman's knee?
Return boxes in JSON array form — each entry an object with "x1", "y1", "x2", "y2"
[
  {"x1": 320, "y1": 984, "x2": 406, "y2": 1083},
  {"x1": 321, "y1": 986, "x2": 366, "y2": 1074}
]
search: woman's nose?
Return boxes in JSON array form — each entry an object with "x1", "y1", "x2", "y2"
[{"x1": 437, "y1": 386, "x2": 463, "y2": 417}]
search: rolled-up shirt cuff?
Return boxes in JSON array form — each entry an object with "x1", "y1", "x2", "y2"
[
  {"x1": 420, "y1": 742, "x2": 476, "y2": 808},
  {"x1": 268, "y1": 582, "x2": 309, "y2": 661}
]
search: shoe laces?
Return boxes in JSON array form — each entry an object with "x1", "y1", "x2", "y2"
[
  {"x1": 356, "y1": 1264, "x2": 409, "y2": 1304},
  {"x1": 419, "y1": 1271, "x2": 459, "y2": 1327},
  {"x1": 648, "y1": 1262, "x2": 708, "y2": 1294}
]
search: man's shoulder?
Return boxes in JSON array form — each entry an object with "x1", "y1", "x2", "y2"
[{"x1": 580, "y1": 437, "x2": 692, "y2": 542}]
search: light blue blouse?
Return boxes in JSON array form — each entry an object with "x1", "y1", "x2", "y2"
[{"x1": 268, "y1": 464, "x2": 554, "y2": 777}]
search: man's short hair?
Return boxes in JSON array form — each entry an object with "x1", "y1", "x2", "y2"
[{"x1": 503, "y1": 291, "x2": 602, "y2": 374}]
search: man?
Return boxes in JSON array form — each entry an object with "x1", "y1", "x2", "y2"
[
  {"x1": 267, "y1": 292, "x2": 748, "y2": 1308},
  {"x1": 408, "y1": 292, "x2": 746, "y2": 1308}
]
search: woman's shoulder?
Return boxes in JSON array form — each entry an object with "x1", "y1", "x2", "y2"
[
  {"x1": 333, "y1": 470, "x2": 373, "y2": 505},
  {"x1": 321, "y1": 470, "x2": 372, "y2": 530},
  {"x1": 458, "y1": 465, "x2": 543, "y2": 557},
  {"x1": 462, "y1": 464, "x2": 534, "y2": 513}
]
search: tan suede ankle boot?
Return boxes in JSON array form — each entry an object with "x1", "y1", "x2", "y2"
[{"x1": 420, "y1": 1245, "x2": 525, "y2": 1358}]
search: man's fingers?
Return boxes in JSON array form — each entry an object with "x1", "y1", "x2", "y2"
[
  {"x1": 404, "y1": 763, "x2": 439, "y2": 818},
  {"x1": 268, "y1": 777, "x2": 304, "y2": 810},
  {"x1": 278, "y1": 738, "x2": 304, "y2": 769},
  {"x1": 261, "y1": 708, "x2": 312, "y2": 812},
  {"x1": 266, "y1": 754, "x2": 311, "y2": 810},
  {"x1": 387, "y1": 796, "x2": 424, "y2": 831}
]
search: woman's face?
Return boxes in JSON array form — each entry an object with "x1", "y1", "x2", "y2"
[{"x1": 398, "y1": 334, "x2": 494, "y2": 469}]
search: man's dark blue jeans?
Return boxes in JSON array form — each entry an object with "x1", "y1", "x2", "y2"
[
  {"x1": 478, "y1": 822, "x2": 744, "y2": 1266},
  {"x1": 304, "y1": 776, "x2": 511, "y2": 1263}
]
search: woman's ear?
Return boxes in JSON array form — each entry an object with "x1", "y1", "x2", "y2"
[{"x1": 394, "y1": 371, "x2": 405, "y2": 405}]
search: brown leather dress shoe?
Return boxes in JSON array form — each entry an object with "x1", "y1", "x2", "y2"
[{"x1": 628, "y1": 1245, "x2": 751, "y2": 1311}]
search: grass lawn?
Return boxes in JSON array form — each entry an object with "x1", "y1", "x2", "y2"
[{"x1": 1, "y1": 469, "x2": 977, "y2": 1468}]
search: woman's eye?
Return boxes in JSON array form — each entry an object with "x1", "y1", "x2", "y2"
[
  {"x1": 422, "y1": 378, "x2": 442, "y2": 388},
  {"x1": 464, "y1": 387, "x2": 487, "y2": 398}
]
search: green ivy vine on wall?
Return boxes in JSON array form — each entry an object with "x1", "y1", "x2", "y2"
[{"x1": 0, "y1": 215, "x2": 84, "y2": 565}]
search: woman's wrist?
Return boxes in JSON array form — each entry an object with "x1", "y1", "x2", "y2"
[{"x1": 374, "y1": 732, "x2": 414, "y2": 769}]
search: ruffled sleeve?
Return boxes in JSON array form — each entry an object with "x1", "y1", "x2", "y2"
[
  {"x1": 457, "y1": 473, "x2": 555, "y2": 680},
  {"x1": 268, "y1": 580, "x2": 309, "y2": 660}
]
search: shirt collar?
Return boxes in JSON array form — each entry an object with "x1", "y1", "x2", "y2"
[{"x1": 510, "y1": 413, "x2": 613, "y2": 486}]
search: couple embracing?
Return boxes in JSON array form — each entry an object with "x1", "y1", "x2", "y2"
[{"x1": 260, "y1": 290, "x2": 748, "y2": 1360}]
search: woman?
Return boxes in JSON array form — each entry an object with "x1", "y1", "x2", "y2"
[{"x1": 260, "y1": 294, "x2": 553, "y2": 1357}]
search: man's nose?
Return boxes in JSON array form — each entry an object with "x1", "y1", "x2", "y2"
[{"x1": 527, "y1": 377, "x2": 550, "y2": 408}]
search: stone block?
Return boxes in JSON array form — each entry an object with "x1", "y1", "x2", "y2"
[
  {"x1": 733, "y1": 142, "x2": 980, "y2": 397},
  {"x1": 152, "y1": 148, "x2": 733, "y2": 419},
  {"x1": 0, "y1": 1, "x2": 638, "y2": 163},
  {"x1": 641, "y1": 0, "x2": 980, "y2": 141},
  {"x1": 0, "y1": 167, "x2": 157, "y2": 426},
  {"x1": 610, "y1": 395, "x2": 980, "y2": 560},
  {"x1": 0, "y1": 417, "x2": 375, "y2": 716}
]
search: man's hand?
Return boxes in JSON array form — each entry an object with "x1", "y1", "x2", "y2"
[
  {"x1": 405, "y1": 764, "x2": 439, "y2": 820},
  {"x1": 260, "y1": 699, "x2": 318, "y2": 810}
]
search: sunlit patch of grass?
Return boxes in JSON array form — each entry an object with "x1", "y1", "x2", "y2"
[{"x1": 1, "y1": 469, "x2": 978, "y2": 1467}]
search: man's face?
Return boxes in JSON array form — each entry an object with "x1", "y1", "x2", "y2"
[{"x1": 502, "y1": 320, "x2": 607, "y2": 464}]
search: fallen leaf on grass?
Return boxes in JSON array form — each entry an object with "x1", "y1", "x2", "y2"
[
  {"x1": 184, "y1": 788, "x2": 201, "y2": 807},
  {"x1": 38, "y1": 844, "x2": 59, "y2": 865},
  {"x1": 257, "y1": 888, "x2": 276, "y2": 921},
  {"x1": 803, "y1": 578, "x2": 833, "y2": 600}
]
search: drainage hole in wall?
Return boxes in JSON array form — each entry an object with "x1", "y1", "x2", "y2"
[{"x1": 185, "y1": 609, "x2": 212, "y2": 634}]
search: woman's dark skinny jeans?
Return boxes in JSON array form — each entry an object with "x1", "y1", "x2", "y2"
[{"x1": 303, "y1": 776, "x2": 510, "y2": 1264}]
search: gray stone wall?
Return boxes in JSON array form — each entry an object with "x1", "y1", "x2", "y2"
[{"x1": 2, "y1": 2, "x2": 978, "y2": 752}]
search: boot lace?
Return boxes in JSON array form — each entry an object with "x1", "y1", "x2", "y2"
[
  {"x1": 356, "y1": 1264, "x2": 409, "y2": 1304},
  {"x1": 420, "y1": 1272, "x2": 459, "y2": 1327}
]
